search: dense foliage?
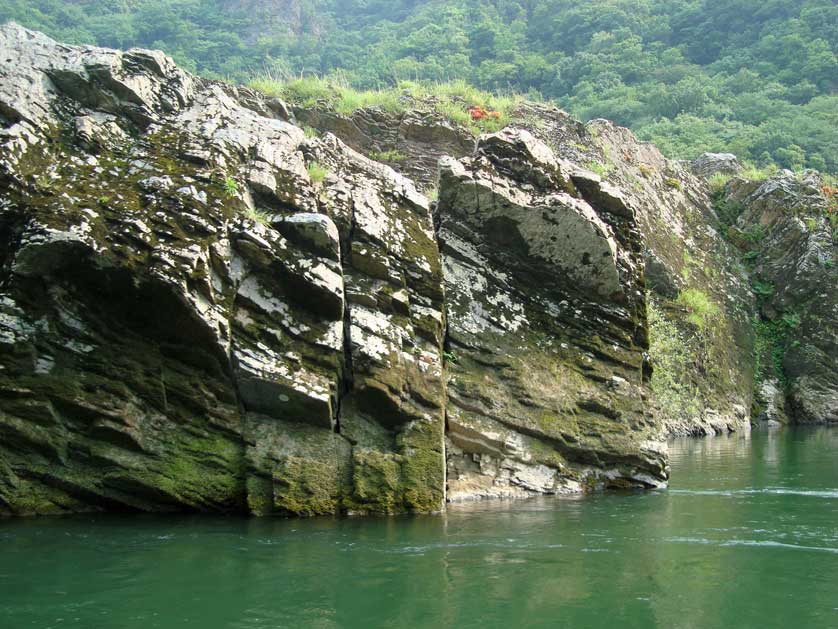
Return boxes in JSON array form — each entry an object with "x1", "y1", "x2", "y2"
[{"x1": 2, "y1": 0, "x2": 836, "y2": 171}]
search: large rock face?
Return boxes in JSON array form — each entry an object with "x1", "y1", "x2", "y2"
[
  {"x1": 438, "y1": 130, "x2": 666, "y2": 499},
  {"x1": 3, "y1": 25, "x2": 829, "y2": 517},
  {"x1": 726, "y1": 171, "x2": 838, "y2": 424},
  {"x1": 304, "y1": 100, "x2": 758, "y2": 438},
  {"x1": 584, "y1": 123, "x2": 755, "y2": 436},
  {"x1": 0, "y1": 24, "x2": 445, "y2": 516}
]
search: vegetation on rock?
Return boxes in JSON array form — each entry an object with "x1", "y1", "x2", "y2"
[{"x1": 251, "y1": 76, "x2": 520, "y2": 135}]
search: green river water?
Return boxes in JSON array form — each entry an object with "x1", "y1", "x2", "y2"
[{"x1": 1, "y1": 427, "x2": 837, "y2": 628}]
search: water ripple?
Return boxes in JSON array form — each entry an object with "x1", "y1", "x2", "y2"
[
  {"x1": 669, "y1": 488, "x2": 838, "y2": 498},
  {"x1": 665, "y1": 537, "x2": 838, "y2": 554}
]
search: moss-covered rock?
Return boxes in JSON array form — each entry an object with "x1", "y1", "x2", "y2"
[
  {"x1": 437, "y1": 129, "x2": 668, "y2": 500},
  {"x1": 0, "y1": 23, "x2": 444, "y2": 516}
]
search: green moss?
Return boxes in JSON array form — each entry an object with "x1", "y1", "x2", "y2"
[
  {"x1": 753, "y1": 312, "x2": 800, "y2": 388},
  {"x1": 648, "y1": 302, "x2": 702, "y2": 420},
  {"x1": 246, "y1": 476, "x2": 273, "y2": 516},
  {"x1": 348, "y1": 448, "x2": 402, "y2": 513},
  {"x1": 145, "y1": 433, "x2": 245, "y2": 509},
  {"x1": 397, "y1": 419, "x2": 445, "y2": 512},
  {"x1": 273, "y1": 456, "x2": 341, "y2": 516}
]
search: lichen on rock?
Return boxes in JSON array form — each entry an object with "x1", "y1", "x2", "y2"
[{"x1": 437, "y1": 128, "x2": 668, "y2": 500}]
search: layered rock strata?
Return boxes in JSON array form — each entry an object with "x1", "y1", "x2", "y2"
[{"x1": 0, "y1": 24, "x2": 446, "y2": 515}]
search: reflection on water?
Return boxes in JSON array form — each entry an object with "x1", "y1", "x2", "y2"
[{"x1": 1, "y1": 427, "x2": 837, "y2": 628}]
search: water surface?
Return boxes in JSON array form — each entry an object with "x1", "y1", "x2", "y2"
[{"x1": 2, "y1": 427, "x2": 837, "y2": 628}]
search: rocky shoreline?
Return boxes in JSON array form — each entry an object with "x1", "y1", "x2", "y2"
[{"x1": 1, "y1": 24, "x2": 835, "y2": 517}]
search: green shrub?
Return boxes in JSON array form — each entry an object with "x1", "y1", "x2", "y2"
[
  {"x1": 752, "y1": 280, "x2": 774, "y2": 298},
  {"x1": 244, "y1": 207, "x2": 271, "y2": 225},
  {"x1": 676, "y1": 288, "x2": 720, "y2": 330},
  {"x1": 742, "y1": 224, "x2": 766, "y2": 244},
  {"x1": 223, "y1": 177, "x2": 239, "y2": 198},
  {"x1": 713, "y1": 195, "x2": 745, "y2": 230},
  {"x1": 585, "y1": 161, "x2": 612, "y2": 177},
  {"x1": 442, "y1": 351, "x2": 459, "y2": 365},
  {"x1": 307, "y1": 161, "x2": 328, "y2": 184}
]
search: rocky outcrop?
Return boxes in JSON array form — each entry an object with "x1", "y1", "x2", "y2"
[
  {"x1": 583, "y1": 123, "x2": 755, "y2": 436},
  {"x1": 725, "y1": 171, "x2": 838, "y2": 424},
  {"x1": 438, "y1": 129, "x2": 666, "y2": 499},
  {"x1": 4, "y1": 25, "x2": 830, "y2": 517},
  {"x1": 302, "y1": 100, "x2": 758, "y2": 438},
  {"x1": 0, "y1": 23, "x2": 445, "y2": 516},
  {"x1": 292, "y1": 105, "x2": 474, "y2": 191}
]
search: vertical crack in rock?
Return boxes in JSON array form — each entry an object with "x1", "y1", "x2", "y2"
[{"x1": 334, "y1": 194, "x2": 359, "y2": 437}]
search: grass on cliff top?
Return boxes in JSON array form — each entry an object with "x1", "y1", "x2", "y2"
[{"x1": 248, "y1": 75, "x2": 522, "y2": 135}]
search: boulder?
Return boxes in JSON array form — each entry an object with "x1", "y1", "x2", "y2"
[{"x1": 691, "y1": 152, "x2": 742, "y2": 178}]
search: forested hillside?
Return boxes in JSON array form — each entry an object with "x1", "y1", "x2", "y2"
[{"x1": 2, "y1": 0, "x2": 836, "y2": 171}]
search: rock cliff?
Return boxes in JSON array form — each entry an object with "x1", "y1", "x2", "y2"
[
  {"x1": 0, "y1": 25, "x2": 833, "y2": 517},
  {"x1": 725, "y1": 171, "x2": 838, "y2": 425}
]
